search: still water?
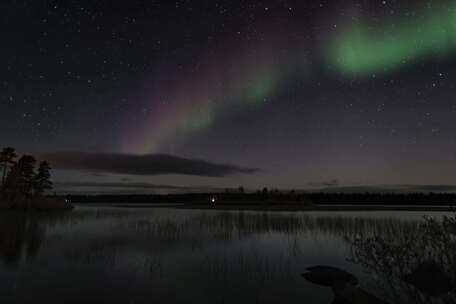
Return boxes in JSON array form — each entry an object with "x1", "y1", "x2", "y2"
[{"x1": 0, "y1": 206, "x2": 454, "y2": 303}]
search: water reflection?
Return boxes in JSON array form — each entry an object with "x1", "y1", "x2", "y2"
[
  {"x1": 0, "y1": 209, "x2": 131, "y2": 268},
  {"x1": 0, "y1": 213, "x2": 45, "y2": 267},
  {"x1": 0, "y1": 208, "x2": 453, "y2": 304}
]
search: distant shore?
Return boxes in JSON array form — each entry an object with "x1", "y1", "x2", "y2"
[
  {"x1": 0, "y1": 197, "x2": 74, "y2": 211},
  {"x1": 68, "y1": 192, "x2": 456, "y2": 206},
  {"x1": 73, "y1": 202, "x2": 456, "y2": 212},
  {"x1": 63, "y1": 191, "x2": 456, "y2": 212},
  {"x1": 177, "y1": 203, "x2": 456, "y2": 212}
]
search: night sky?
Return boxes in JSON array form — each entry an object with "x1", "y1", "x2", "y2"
[{"x1": 2, "y1": 0, "x2": 456, "y2": 193}]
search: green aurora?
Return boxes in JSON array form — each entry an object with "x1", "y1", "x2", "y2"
[
  {"x1": 329, "y1": 4, "x2": 456, "y2": 76},
  {"x1": 127, "y1": 4, "x2": 456, "y2": 153}
]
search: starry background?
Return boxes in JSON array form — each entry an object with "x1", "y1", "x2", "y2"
[{"x1": 2, "y1": 0, "x2": 456, "y2": 193}]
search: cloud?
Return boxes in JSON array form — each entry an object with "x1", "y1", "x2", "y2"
[
  {"x1": 53, "y1": 181, "x2": 226, "y2": 194},
  {"x1": 40, "y1": 152, "x2": 259, "y2": 177},
  {"x1": 55, "y1": 181, "x2": 193, "y2": 190},
  {"x1": 308, "y1": 179, "x2": 340, "y2": 187}
]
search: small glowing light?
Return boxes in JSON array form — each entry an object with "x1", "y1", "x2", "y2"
[{"x1": 211, "y1": 197, "x2": 216, "y2": 203}]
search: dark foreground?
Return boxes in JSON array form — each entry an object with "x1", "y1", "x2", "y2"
[{"x1": 0, "y1": 206, "x2": 454, "y2": 303}]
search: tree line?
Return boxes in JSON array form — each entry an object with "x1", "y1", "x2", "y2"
[
  {"x1": 70, "y1": 189, "x2": 456, "y2": 205},
  {"x1": 0, "y1": 147, "x2": 53, "y2": 202}
]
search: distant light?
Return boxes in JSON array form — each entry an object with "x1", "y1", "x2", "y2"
[{"x1": 211, "y1": 197, "x2": 216, "y2": 203}]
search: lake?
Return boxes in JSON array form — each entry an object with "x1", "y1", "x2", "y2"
[{"x1": 0, "y1": 206, "x2": 454, "y2": 303}]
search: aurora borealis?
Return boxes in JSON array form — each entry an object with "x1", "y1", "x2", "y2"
[
  {"x1": 2, "y1": 0, "x2": 456, "y2": 192},
  {"x1": 330, "y1": 2, "x2": 456, "y2": 75},
  {"x1": 122, "y1": 32, "x2": 302, "y2": 153},
  {"x1": 124, "y1": 1, "x2": 456, "y2": 154}
]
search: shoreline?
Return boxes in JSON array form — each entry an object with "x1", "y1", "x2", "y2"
[
  {"x1": 0, "y1": 198, "x2": 74, "y2": 211},
  {"x1": 72, "y1": 203, "x2": 456, "y2": 212}
]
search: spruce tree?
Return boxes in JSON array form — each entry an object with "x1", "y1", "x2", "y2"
[
  {"x1": 34, "y1": 161, "x2": 53, "y2": 197},
  {"x1": 16, "y1": 155, "x2": 36, "y2": 198},
  {"x1": 0, "y1": 147, "x2": 17, "y2": 189}
]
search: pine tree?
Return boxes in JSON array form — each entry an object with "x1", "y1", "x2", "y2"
[
  {"x1": 0, "y1": 147, "x2": 17, "y2": 189},
  {"x1": 33, "y1": 161, "x2": 53, "y2": 197},
  {"x1": 15, "y1": 155, "x2": 36, "y2": 198},
  {"x1": 4, "y1": 162, "x2": 21, "y2": 199}
]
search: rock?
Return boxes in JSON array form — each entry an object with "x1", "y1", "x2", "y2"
[
  {"x1": 302, "y1": 265, "x2": 388, "y2": 304},
  {"x1": 302, "y1": 265, "x2": 359, "y2": 287}
]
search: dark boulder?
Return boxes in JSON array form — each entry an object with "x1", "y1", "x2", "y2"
[{"x1": 302, "y1": 265, "x2": 359, "y2": 287}]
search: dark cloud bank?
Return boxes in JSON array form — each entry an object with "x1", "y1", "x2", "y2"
[
  {"x1": 53, "y1": 181, "x2": 225, "y2": 195},
  {"x1": 40, "y1": 152, "x2": 258, "y2": 177}
]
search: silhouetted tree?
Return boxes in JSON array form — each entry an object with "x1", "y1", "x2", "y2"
[
  {"x1": 18, "y1": 155, "x2": 36, "y2": 198},
  {"x1": 0, "y1": 148, "x2": 61, "y2": 209},
  {"x1": 5, "y1": 155, "x2": 36, "y2": 199},
  {"x1": 33, "y1": 161, "x2": 52, "y2": 197},
  {"x1": 0, "y1": 147, "x2": 17, "y2": 189}
]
